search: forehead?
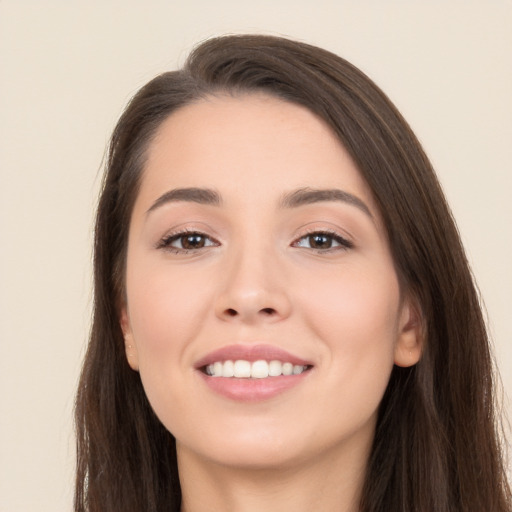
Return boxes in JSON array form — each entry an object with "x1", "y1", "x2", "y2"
[{"x1": 137, "y1": 93, "x2": 376, "y2": 212}]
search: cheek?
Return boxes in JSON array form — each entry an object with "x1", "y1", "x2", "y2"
[
  {"x1": 124, "y1": 263, "x2": 215, "y2": 431},
  {"x1": 299, "y1": 263, "x2": 401, "y2": 374},
  {"x1": 125, "y1": 260, "x2": 213, "y2": 369},
  {"x1": 297, "y1": 266, "x2": 400, "y2": 439}
]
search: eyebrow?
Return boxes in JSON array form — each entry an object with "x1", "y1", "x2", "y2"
[
  {"x1": 146, "y1": 186, "x2": 372, "y2": 219},
  {"x1": 279, "y1": 187, "x2": 373, "y2": 218},
  {"x1": 146, "y1": 187, "x2": 221, "y2": 214}
]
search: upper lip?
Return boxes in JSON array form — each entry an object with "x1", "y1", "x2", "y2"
[{"x1": 194, "y1": 344, "x2": 313, "y2": 369}]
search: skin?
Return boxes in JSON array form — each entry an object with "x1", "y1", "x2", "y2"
[{"x1": 121, "y1": 94, "x2": 422, "y2": 512}]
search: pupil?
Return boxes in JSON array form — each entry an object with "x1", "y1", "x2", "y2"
[
  {"x1": 310, "y1": 234, "x2": 331, "y2": 249},
  {"x1": 182, "y1": 234, "x2": 204, "y2": 249}
]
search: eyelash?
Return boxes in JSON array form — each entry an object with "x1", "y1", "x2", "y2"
[
  {"x1": 292, "y1": 229, "x2": 353, "y2": 252},
  {"x1": 156, "y1": 229, "x2": 220, "y2": 254},
  {"x1": 156, "y1": 229, "x2": 353, "y2": 254}
]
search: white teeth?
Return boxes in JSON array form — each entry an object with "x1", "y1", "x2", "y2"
[
  {"x1": 213, "y1": 361, "x2": 223, "y2": 377},
  {"x1": 205, "y1": 359, "x2": 308, "y2": 378},
  {"x1": 282, "y1": 362, "x2": 293, "y2": 376},
  {"x1": 293, "y1": 364, "x2": 304, "y2": 375},
  {"x1": 233, "y1": 360, "x2": 251, "y2": 378},
  {"x1": 268, "y1": 360, "x2": 282, "y2": 377},
  {"x1": 222, "y1": 360, "x2": 234, "y2": 377},
  {"x1": 251, "y1": 360, "x2": 269, "y2": 379}
]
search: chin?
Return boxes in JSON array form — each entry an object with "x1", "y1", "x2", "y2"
[
  {"x1": 174, "y1": 417, "x2": 314, "y2": 470},
  {"x1": 179, "y1": 437, "x2": 309, "y2": 472}
]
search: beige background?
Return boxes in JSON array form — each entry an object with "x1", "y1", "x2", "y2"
[{"x1": 1, "y1": 1, "x2": 511, "y2": 510}]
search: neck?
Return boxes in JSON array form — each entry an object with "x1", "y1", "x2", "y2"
[{"x1": 177, "y1": 441, "x2": 368, "y2": 512}]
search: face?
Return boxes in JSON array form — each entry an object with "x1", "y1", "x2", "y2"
[{"x1": 121, "y1": 94, "x2": 421, "y2": 472}]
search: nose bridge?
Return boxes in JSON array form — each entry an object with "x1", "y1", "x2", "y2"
[{"x1": 215, "y1": 233, "x2": 291, "y2": 323}]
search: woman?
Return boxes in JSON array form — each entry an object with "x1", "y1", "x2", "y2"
[{"x1": 75, "y1": 34, "x2": 511, "y2": 512}]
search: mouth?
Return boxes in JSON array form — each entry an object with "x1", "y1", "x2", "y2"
[
  {"x1": 195, "y1": 344, "x2": 314, "y2": 401},
  {"x1": 202, "y1": 359, "x2": 312, "y2": 379}
]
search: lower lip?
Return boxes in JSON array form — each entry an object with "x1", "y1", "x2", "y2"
[{"x1": 198, "y1": 370, "x2": 311, "y2": 402}]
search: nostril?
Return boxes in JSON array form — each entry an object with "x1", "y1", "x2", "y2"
[{"x1": 219, "y1": 306, "x2": 281, "y2": 320}]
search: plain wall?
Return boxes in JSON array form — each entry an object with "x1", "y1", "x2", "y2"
[{"x1": 1, "y1": 1, "x2": 511, "y2": 510}]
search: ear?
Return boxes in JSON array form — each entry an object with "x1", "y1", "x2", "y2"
[
  {"x1": 394, "y1": 295, "x2": 423, "y2": 368},
  {"x1": 120, "y1": 307, "x2": 139, "y2": 371}
]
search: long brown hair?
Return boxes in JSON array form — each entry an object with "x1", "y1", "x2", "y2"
[{"x1": 75, "y1": 34, "x2": 511, "y2": 512}]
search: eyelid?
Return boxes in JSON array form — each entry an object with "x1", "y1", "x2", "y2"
[
  {"x1": 154, "y1": 223, "x2": 354, "y2": 254},
  {"x1": 291, "y1": 227, "x2": 354, "y2": 251},
  {"x1": 155, "y1": 227, "x2": 221, "y2": 253}
]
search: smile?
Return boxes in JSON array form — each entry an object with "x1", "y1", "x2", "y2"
[
  {"x1": 205, "y1": 359, "x2": 310, "y2": 378},
  {"x1": 196, "y1": 344, "x2": 314, "y2": 401}
]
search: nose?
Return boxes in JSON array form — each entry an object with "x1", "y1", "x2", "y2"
[{"x1": 214, "y1": 244, "x2": 292, "y2": 324}]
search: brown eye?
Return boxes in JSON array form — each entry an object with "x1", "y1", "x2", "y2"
[
  {"x1": 180, "y1": 234, "x2": 207, "y2": 249},
  {"x1": 158, "y1": 231, "x2": 218, "y2": 252},
  {"x1": 293, "y1": 231, "x2": 353, "y2": 251},
  {"x1": 308, "y1": 234, "x2": 333, "y2": 249}
]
